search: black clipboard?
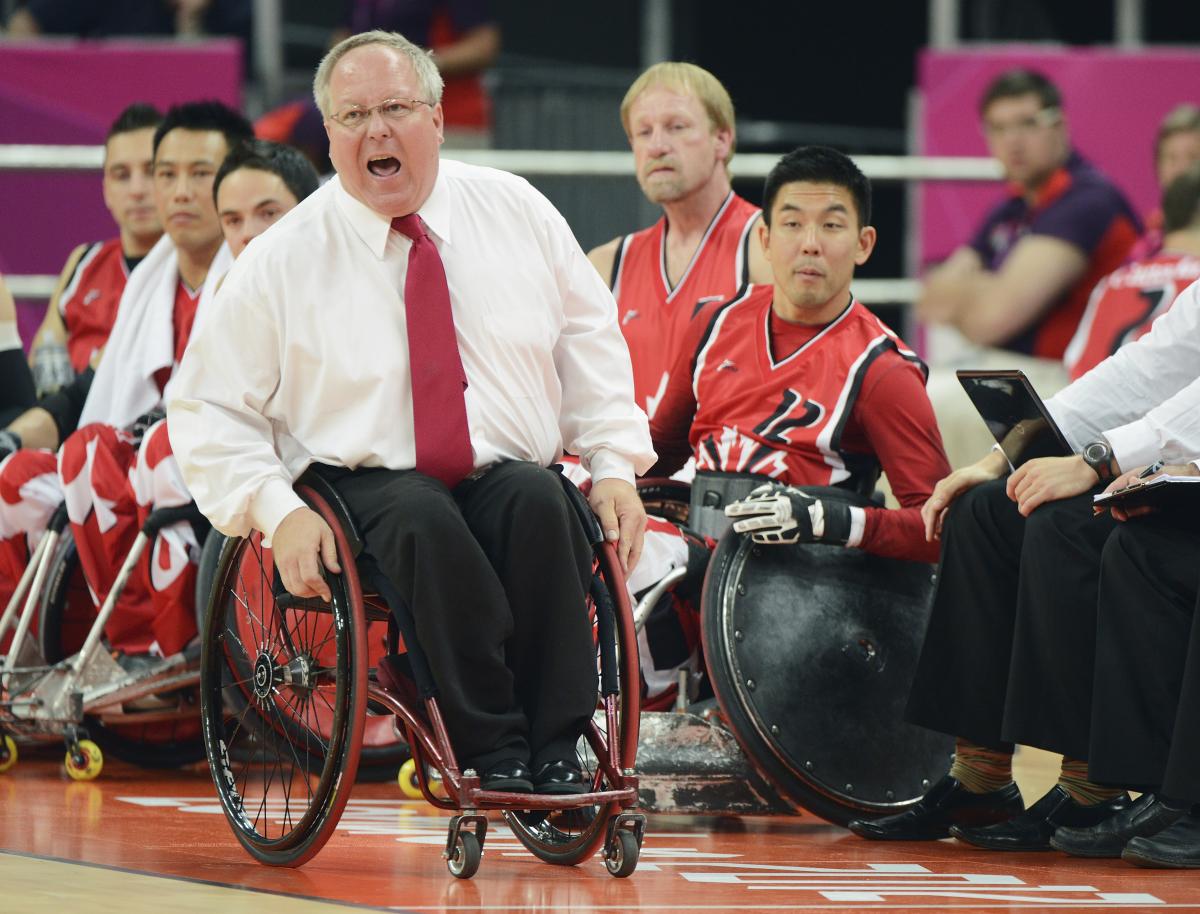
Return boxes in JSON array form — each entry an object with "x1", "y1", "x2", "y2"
[{"x1": 957, "y1": 369, "x2": 1073, "y2": 467}]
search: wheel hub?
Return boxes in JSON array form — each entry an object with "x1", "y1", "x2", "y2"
[{"x1": 252, "y1": 652, "x2": 275, "y2": 700}]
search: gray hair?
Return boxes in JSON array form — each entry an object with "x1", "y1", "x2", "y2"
[{"x1": 313, "y1": 30, "x2": 445, "y2": 118}]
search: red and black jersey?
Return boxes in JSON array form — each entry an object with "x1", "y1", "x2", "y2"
[
  {"x1": 58, "y1": 238, "x2": 132, "y2": 372},
  {"x1": 651, "y1": 284, "x2": 950, "y2": 563},
  {"x1": 611, "y1": 192, "x2": 760, "y2": 418},
  {"x1": 152, "y1": 279, "x2": 202, "y2": 394},
  {"x1": 1065, "y1": 251, "x2": 1200, "y2": 381}
]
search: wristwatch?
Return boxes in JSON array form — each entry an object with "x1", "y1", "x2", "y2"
[{"x1": 1082, "y1": 439, "x2": 1117, "y2": 483}]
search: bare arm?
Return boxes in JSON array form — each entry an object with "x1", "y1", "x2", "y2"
[
  {"x1": 7, "y1": 407, "x2": 59, "y2": 451},
  {"x1": 918, "y1": 237, "x2": 1087, "y2": 347},
  {"x1": 5, "y1": 8, "x2": 41, "y2": 35},
  {"x1": 28, "y1": 244, "x2": 87, "y2": 368},
  {"x1": 586, "y1": 237, "x2": 621, "y2": 289},
  {"x1": 430, "y1": 23, "x2": 501, "y2": 77}
]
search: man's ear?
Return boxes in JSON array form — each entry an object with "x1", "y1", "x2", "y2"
[{"x1": 855, "y1": 225, "x2": 877, "y2": 266}]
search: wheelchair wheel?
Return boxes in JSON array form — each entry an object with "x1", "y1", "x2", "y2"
[
  {"x1": 200, "y1": 486, "x2": 368, "y2": 867},
  {"x1": 38, "y1": 529, "x2": 204, "y2": 769},
  {"x1": 502, "y1": 541, "x2": 640, "y2": 866},
  {"x1": 196, "y1": 530, "x2": 408, "y2": 784}
]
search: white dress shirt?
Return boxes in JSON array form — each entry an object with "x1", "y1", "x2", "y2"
[
  {"x1": 1047, "y1": 278, "x2": 1200, "y2": 470},
  {"x1": 168, "y1": 160, "x2": 654, "y2": 540}
]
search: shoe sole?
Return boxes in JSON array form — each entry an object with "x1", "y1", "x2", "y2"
[
  {"x1": 1122, "y1": 847, "x2": 1200, "y2": 869},
  {"x1": 1048, "y1": 836, "x2": 1125, "y2": 858},
  {"x1": 534, "y1": 783, "x2": 588, "y2": 796},
  {"x1": 951, "y1": 833, "x2": 1051, "y2": 851}
]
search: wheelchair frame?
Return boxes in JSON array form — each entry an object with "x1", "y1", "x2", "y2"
[
  {"x1": 0, "y1": 503, "x2": 205, "y2": 778},
  {"x1": 198, "y1": 470, "x2": 647, "y2": 879}
]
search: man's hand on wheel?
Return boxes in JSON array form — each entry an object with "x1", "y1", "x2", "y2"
[
  {"x1": 588, "y1": 477, "x2": 646, "y2": 574},
  {"x1": 921, "y1": 448, "x2": 1009, "y2": 541},
  {"x1": 272, "y1": 507, "x2": 341, "y2": 601},
  {"x1": 724, "y1": 483, "x2": 851, "y2": 545}
]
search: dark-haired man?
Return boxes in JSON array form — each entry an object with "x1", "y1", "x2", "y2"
[
  {"x1": 917, "y1": 69, "x2": 1142, "y2": 467},
  {"x1": 650, "y1": 146, "x2": 949, "y2": 563},
  {"x1": 26, "y1": 103, "x2": 163, "y2": 399},
  {"x1": 0, "y1": 101, "x2": 253, "y2": 660}
]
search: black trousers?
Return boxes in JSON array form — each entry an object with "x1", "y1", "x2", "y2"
[
  {"x1": 1088, "y1": 518, "x2": 1200, "y2": 801},
  {"x1": 905, "y1": 478, "x2": 1115, "y2": 758},
  {"x1": 318, "y1": 460, "x2": 596, "y2": 772}
]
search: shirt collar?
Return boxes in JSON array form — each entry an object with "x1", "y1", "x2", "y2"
[{"x1": 331, "y1": 166, "x2": 453, "y2": 260}]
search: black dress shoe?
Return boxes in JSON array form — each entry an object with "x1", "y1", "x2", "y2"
[
  {"x1": 1122, "y1": 812, "x2": 1200, "y2": 868},
  {"x1": 848, "y1": 775, "x2": 1024, "y2": 841},
  {"x1": 1051, "y1": 793, "x2": 1184, "y2": 858},
  {"x1": 951, "y1": 786, "x2": 1131, "y2": 851},
  {"x1": 478, "y1": 759, "x2": 533, "y2": 793},
  {"x1": 533, "y1": 759, "x2": 587, "y2": 795}
]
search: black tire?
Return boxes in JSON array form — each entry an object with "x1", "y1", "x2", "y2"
[
  {"x1": 195, "y1": 529, "x2": 408, "y2": 784},
  {"x1": 38, "y1": 529, "x2": 204, "y2": 769},
  {"x1": 605, "y1": 828, "x2": 639, "y2": 878},
  {"x1": 201, "y1": 485, "x2": 368, "y2": 867},
  {"x1": 447, "y1": 831, "x2": 482, "y2": 879},
  {"x1": 503, "y1": 540, "x2": 641, "y2": 866}
]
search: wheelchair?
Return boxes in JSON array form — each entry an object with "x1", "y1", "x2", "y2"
[
  {"x1": 0, "y1": 503, "x2": 207, "y2": 778},
  {"x1": 633, "y1": 471, "x2": 954, "y2": 826},
  {"x1": 198, "y1": 468, "x2": 646, "y2": 878}
]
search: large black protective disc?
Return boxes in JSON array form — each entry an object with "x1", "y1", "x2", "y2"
[{"x1": 702, "y1": 509, "x2": 953, "y2": 826}]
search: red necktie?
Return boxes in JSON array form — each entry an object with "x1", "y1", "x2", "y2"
[{"x1": 391, "y1": 214, "x2": 474, "y2": 488}]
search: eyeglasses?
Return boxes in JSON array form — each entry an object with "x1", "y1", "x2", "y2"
[
  {"x1": 329, "y1": 98, "x2": 433, "y2": 130},
  {"x1": 983, "y1": 107, "x2": 1062, "y2": 139}
]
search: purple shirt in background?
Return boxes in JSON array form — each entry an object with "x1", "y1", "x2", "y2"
[
  {"x1": 342, "y1": 0, "x2": 493, "y2": 43},
  {"x1": 967, "y1": 151, "x2": 1141, "y2": 359}
]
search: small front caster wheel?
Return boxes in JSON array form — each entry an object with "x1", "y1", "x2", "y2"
[
  {"x1": 447, "y1": 831, "x2": 482, "y2": 879},
  {"x1": 65, "y1": 739, "x2": 103, "y2": 781},
  {"x1": 0, "y1": 734, "x2": 17, "y2": 773},
  {"x1": 605, "y1": 828, "x2": 639, "y2": 878}
]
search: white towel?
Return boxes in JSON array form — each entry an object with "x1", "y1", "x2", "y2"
[{"x1": 80, "y1": 238, "x2": 232, "y2": 429}]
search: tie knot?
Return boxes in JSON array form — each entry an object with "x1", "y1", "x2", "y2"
[{"x1": 391, "y1": 213, "x2": 427, "y2": 242}]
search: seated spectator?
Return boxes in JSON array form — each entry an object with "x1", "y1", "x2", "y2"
[
  {"x1": 917, "y1": 69, "x2": 1141, "y2": 468},
  {"x1": 634, "y1": 146, "x2": 950, "y2": 700},
  {"x1": 1129, "y1": 103, "x2": 1200, "y2": 260},
  {"x1": 0, "y1": 101, "x2": 252, "y2": 662},
  {"x1": 1066, "y1": 162, "x2": 1200, "y2": 380},
  {"x1": 850, "y1": 277, "x2": 1200, "y2": 849},
  {"x1": 27, "y1": 103, "x2": 163, "y2": 398}
]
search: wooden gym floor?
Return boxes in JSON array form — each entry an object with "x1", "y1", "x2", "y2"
[{"x1": 1, "y1": 745, "x2": 1197, "y2": 913}]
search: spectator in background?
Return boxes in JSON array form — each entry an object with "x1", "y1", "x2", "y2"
[
  {"x1": 27, "y1": 103, "x2": 163, "y2": 398},
  {"x1": 0, "y1": 275, "x2": 36, "y2": 427},
  {"x1": 916, "y1": 69, "x2": 1141, "y2": 468},
  {"x1": 1130, "y1": 104, "x2": 1200, "y2": 259},
  {"x1": 5, "y1": 0, "x2": 250, "y2": 40},
  {"x1": 1065, "y1": 162, "x2": 1200, "y2": 380}
]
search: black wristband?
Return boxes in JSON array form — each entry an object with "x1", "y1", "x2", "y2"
[{"x1": 0, "y1": 428, "x2": 22, "y2": 457}]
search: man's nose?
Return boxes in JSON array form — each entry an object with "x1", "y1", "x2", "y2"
[{"x1": 365, "y1": 108, "x2": 393, "y2": 139}]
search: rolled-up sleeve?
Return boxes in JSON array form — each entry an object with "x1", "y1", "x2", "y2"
[
  {"x1": 1047, "y1": 279, "x2": 1200, "y2": 468},
  {"x1": 540, "y1": 200, "x2": 656, "y2": 483},
  {"x1": 167, "y1": 264, "x2": 302, "y2": 541}
]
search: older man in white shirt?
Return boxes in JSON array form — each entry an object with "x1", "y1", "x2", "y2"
[
  {"x1": 851, "y1": 278, "x2": 1200, "y2": 847},
  {"x1": 168, "y1": 30, "x2": 655, "y2": 795}
]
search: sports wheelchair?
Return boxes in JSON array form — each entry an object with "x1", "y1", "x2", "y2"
[
  {"x1": 0, "y1": 504, "x2": 207, "y2": 778},
  {"x1": 198, "y1": 468, "x2": 646, "y2": 879},
  {"x1": 632, "y1": 471, "x2": 954, "y2": 826}
]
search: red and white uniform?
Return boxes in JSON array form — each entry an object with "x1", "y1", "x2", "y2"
[
  {"x1": 59, "y1": 238, "x2": 132, "y2": 372},
  {"x1": 611, "y1": 192, "x2": 760, "y2": 418},
  {"x1": 652, "y1": 285, "x2": 950, "y2": 564},
  {"x1": 1064, "y1": 251, "x2": 1200, "y2": 381}
]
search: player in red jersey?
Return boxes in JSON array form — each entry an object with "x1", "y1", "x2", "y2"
[
  {"x1": 587, "y1": 62, "x2": 771, "y2": 420},
  {"x1": 652, "y1": 146, "x2": 950, "y2": 564},
  {"x1": 0, "y1": 102, "x2": 253, "y2": 655},
  {"x1": 1128, "y1": 104, "x2": 1200, "y2": 261},
  {"x1": 1066, "y1": 163, "x2": 1200, "y2": 381},
  {"x1": 27, "y1": 104, "x2": 164, "y2": 397}
]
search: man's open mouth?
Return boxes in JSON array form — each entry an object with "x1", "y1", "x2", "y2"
[{"x1": 368, "y1": 155, "x2": 401, "y2": 177}]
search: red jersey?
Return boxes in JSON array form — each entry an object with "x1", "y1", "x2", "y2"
[
  {"x1": 1064, "y1": 251, "x2": 1200, "y2": 381},
  {"x1": 650, "y1": 285, "x2": 950, "y2": 563},
  {"x1": 611, "y1": 192, "x2": 760, "y2": 418},
  {"x1": 58, "y1": 238, "x2": 132, "y2": 372},
  {"x1": 153, "y1": 279, "x2": 202, "y2": 393}
]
